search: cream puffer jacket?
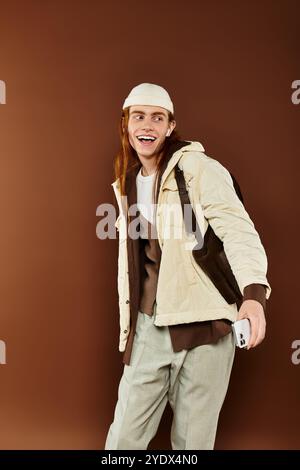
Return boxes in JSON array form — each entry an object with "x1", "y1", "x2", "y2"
[{"x1": 112, "y1": 141, "x2": 272, "y2": 352}]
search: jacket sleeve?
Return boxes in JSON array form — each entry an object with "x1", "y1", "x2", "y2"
[{"x1": 199, "y1": 159, "x2": 272, "y2": 302}]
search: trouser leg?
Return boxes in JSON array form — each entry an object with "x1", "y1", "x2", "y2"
[
  {"x1": 168, "y1": 332, "x2": 236, "y2": 450},
  {"x1": 104, "y1": 309, "x2": 173, "y2": 450}
]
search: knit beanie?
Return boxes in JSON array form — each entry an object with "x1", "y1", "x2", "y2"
[{"x1": 122, "y1": 82, "x2": 174, "y2": 114}]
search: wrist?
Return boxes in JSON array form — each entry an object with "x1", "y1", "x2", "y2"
[{"x1": 243, "y1": 284, "x2": 267, "y2": 313}]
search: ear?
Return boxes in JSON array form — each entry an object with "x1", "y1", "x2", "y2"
[{"x1": 167, "y1": 120, "x2": 176, "y2": 136}]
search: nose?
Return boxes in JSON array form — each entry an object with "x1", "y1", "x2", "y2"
[{"x1": 141, "y1": 116, "x2": 154, "y2": 131}]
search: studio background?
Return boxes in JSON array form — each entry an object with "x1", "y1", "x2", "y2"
[{"x1": 0, "y1": 0, "x2": 299, "y2": 449}]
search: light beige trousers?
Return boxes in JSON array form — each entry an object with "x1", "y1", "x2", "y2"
[{"x1": 105, "y1": 302, "x2": 235, "y2": 450}]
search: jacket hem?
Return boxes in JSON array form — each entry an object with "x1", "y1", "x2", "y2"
[{"x1": 153, "y1": 307, "x2": 238, "y2": 326}]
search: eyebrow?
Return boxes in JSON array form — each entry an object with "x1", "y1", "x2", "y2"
[{"x1": 130, "y1": 110, "x2": 167, "y2": 117}]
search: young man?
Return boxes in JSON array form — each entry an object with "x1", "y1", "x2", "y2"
[{"x1": 105, "y1": 83, "x2": 271, "y2": 450}]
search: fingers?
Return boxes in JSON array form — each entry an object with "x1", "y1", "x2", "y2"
[
  {"x1": 237, "y1": 300, "x2": 266, "y2": 350},
  {"x1": 247, "y1": 313, "x2": 266, "y2": 349},
  {"x1": 247, "y1": 316, "x2": 258, "y2": 349},
  {"x1": 253, "y1": 315, "x2": 266, "y2": 348}
]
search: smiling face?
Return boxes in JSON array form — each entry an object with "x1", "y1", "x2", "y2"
[{"x1": 126, "y1": 105, "x2": 176, "y2": 161}]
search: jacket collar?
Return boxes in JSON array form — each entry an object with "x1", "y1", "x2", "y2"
[
  {"x1": 126, "y1": 139, "x2": 191, "y2": 208},
  {"x1": 111, "y1": 140, "x2": 205, "y2": 211}
]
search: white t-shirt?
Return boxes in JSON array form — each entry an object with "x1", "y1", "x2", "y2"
[{"x1": 136, "y1": 167, "x2": 157, "y2": 239}]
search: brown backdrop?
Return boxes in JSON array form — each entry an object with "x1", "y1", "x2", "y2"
[{"x1": 0, "y1": 0, "x2": 299, "y2": 449}]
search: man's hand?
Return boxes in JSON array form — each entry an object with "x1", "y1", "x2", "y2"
[{"x1": 237, "y1": 299, "x2": 266, "y2": 349}]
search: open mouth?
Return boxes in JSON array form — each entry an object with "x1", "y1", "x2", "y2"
[{"x1": 136, "y1": 135, "x2": 157, "y2": 146}]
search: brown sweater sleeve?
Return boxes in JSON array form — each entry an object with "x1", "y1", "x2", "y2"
[{"x1": 243, "y1": 283, "x2": 267, "y2": 313}]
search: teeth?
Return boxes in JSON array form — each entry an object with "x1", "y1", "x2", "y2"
[{"x1": 137, "y1": 135, "x2": 156, "y2": 141}]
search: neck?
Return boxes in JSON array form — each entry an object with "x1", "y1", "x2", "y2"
[{"x1": 139, "y1": 156, "x2": 157, "y2": 176}]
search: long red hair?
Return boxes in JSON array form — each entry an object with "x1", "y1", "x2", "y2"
[{"x1": 113, "y1": 107, "x2": 183, "y2": 205}]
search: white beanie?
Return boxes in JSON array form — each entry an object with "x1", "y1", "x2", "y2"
[{"x1": 122, "y1": 82, "x2": 174, "y2": 114}]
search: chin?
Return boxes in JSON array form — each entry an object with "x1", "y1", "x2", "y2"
[
  {"x1": 137, "y1": 143, "x2": 160, "y2": 156},
  {"x1": 139, "y1": 150, "x2": 157, "y2": 158}
]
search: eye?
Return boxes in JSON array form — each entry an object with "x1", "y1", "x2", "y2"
[{"x1": 133, "y1": 115, "x2": 163, "y2": 121}]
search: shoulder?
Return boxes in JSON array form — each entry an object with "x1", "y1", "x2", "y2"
[{"x1": 178, "y1": 140, "x2": 229, "y2": 180}]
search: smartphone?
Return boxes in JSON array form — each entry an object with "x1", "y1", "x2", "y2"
[{"x1": 232, "y1": 318, "x2": 251, "y2": 348}]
